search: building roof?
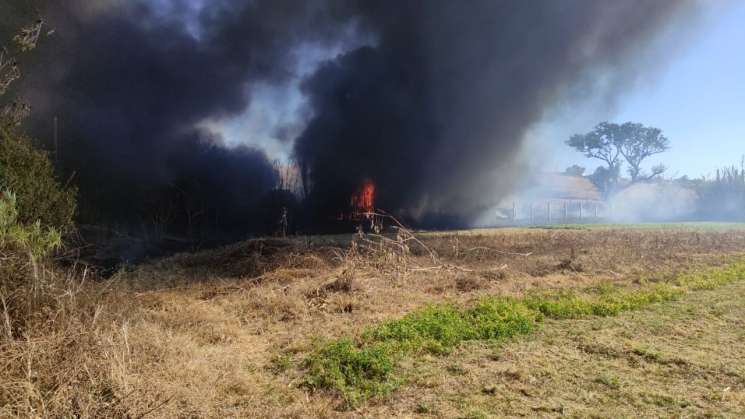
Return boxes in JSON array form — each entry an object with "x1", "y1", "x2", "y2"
[{"x1": 538, "y1": 173, "x2": 602, "y2": 201}]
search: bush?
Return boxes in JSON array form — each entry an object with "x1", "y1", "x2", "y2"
[
  {"x1": 0, "y1": 127, "x2": 76, "y2": 232},
  {"x1": 0, "y1": 190, "x2": 61, "y2": 258},
  {"x1": 0, "y1": 190, "x2": 62, "y2": 339}
]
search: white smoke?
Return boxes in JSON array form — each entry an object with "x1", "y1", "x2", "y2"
[{"x1": 608, "y1": 182, "x2": 698, "y2": 222}]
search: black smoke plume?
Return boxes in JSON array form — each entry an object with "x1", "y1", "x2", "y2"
[
  {"x1": 4, "y1": 0, "x2": 698, "y2": 235},
  {"x1": 15, "y1": 0, "x2": 352, "y2": 238},
  {"x1": 294, "y1": 1, "x2": 697, "y2": 227}
]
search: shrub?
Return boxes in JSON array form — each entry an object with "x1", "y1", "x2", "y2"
[
  {"x1": 0, "y1": 190, "x2": 62, "y2": 339},
  {"x1": 0, "y1": 190, "x2": 60, "y2": 258},
  {"x1": 0, "y1": 127, "x2": 76, "y2": 232}
]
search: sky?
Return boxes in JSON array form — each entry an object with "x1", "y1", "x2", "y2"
[{"x1": 549, "y1": 1, "x2": 745, "y2": 179}]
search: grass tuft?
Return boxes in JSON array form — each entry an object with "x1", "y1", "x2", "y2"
[{"x1": 303, "y1": 339, "x2": 397, "y2": 407}]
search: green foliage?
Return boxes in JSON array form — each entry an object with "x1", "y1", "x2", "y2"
[
  {"x1": 676, "y1": 260, "x2": 745, "y2": 290},
  {"x1": 567, "y1": 121, "x2": 670, "y2": 188},
  {"x1": 365, "y1": 300, "x2": 541, "y2": 355},
  {"x1": 567, "y1": 122, "x2": 624, "y2": 176},
  {"x1": 303, "y1": 339, "x2": 397, "y2": 407},
  {"x1": 616, "y1": 122, "x2": 670, "y2": 182},
  {"x1": 0, "y1": 190, "x2": 60, "y2": 257},
  {"x1": 524, "y1": 284, "x2": 683, "y2": 319},
  {"x1": 301, "y1": 257, "x2": 745, "y2": 407},
  {"x1": 693, "y1": 163, "x2": 745, "y2": 221},
  {"x1": 303, "y1": 299, "x2": 542, "y2": 407},
  {"x1": 0, "y1": 127, "x2": 76, "y2": 232}
]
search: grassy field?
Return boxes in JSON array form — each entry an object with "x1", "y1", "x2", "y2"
[
  {"x1": 427, "y1": 222, "x2": 745, "y2": 235},
  {"x1": 532, "y1": 222, "x2": 745, "y2": 231},
  {"x1": 3, "y1": 225, "x2": 745, "y2": 417},
  {"x1": 362, "y1": 279, "x2": 745, "y2": 418}
]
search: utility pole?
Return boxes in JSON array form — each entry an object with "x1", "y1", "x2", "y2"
[
  {"x1": 512, "y1": 201, "x2": 517, "y2": 224},
  {"x1": 53, "y1": 115, "x2": 59, "y2": 165},
  {"x1": 530, "y1": 203, "x2": 534, "y2": 225},
  {"x1": 564, "y1": 201, "x2": 568, "y2": 222}
]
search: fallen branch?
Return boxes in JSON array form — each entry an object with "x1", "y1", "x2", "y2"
[{"x1": 465, "y1": 246, "x2": 533, "y2": 257}]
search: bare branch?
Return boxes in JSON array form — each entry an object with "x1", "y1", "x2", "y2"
[
  {"x1": 13, "y1": 19, "x2": 45, "y2": 52},
  {"x1": 1, "y1": 100, "x2": 31, "y2": 127},
  {"x1": 0, "y1": 48, "x2": 21, "y2": 96}
]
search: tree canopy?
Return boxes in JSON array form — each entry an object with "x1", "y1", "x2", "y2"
[
  {"x1": 567, "y1": 122, "x2": 670, "y2": 192},
  {"x1": 616, "y1": 123, "x2": 670, "y2": 182}
]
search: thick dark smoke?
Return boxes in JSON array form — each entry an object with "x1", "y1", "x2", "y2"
[
  {"x1": 295, "y1": 1, "x2": 697, "y2": 227},
  {"x1": 5, "y1": 0, "x2": 697, "y2": 235},
  {"x1": 15, "y1": 0, "x2": 355, "y2": 237}
]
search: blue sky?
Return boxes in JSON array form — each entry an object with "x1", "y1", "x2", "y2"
[{"x1": 550, "y1": 1, "x2": 745, "y2": 179}]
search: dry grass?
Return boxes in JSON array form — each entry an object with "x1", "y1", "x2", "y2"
[
  {"x1": 363, "y1": 279, "x2": 745, "y2": 418},
  {"x1": 2, "y1": 225, "x2": 745, "y2": 417}
]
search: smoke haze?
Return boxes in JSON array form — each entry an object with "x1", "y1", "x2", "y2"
[{"x1": 3, "y1": 0, "x2": 701, "y2": 232}]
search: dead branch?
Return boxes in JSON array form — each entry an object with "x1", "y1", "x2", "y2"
[{"x1": 465, "y1": 246, "x2": 533, "y2": 257}]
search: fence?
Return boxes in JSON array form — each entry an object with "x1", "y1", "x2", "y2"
[{"x1": 498, "y1": 199, "x2": 608, "y2": 226}]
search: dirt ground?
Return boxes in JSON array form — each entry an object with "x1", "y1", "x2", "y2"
[{"x1": 4, "y1": 224, "x2": 745, "y2": 417}]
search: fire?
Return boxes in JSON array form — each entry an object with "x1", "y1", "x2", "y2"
[{"x1": 351, "y1": 179, "x2": 375, "y2": 215}]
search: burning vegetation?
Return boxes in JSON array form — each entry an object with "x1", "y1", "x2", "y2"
[
  {"x1": 350, "y1": 179, "x2": 375, "y2": 217},
  {"x1": 3, "y1": 3, "x2": 745, "y2": 418},
  {"x1": 346, "y1": 179, "x2": 383, "y2": 233}
]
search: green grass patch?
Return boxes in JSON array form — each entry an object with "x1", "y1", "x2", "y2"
[
  {"x1": 524, "y1": 284, "x2": 684, "y2": 319},
  {"x1": 301, "y1": 257, "x2": 745, "y2": 407},
  {"x1": 676, "y1": 259, "x2": 745, "y2": 290},
  {"x1": 303, "y1": 299, "x2": 542, "y2": 406}
]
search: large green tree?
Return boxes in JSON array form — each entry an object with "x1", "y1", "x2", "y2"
[{"x1": 567, "y1": 122, "x2": 670, "y2": 193}]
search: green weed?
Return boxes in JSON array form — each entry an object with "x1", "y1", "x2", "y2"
[
  {"x1": 677, "y1": 261, "x2": 745, "y2": 290},
  {"x1": 303, "y1": 299, "x2": 541, "y2": 407}
]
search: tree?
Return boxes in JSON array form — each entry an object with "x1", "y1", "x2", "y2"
[
  {"x1": 616, "y1": 123, "x2": 670, "y2": 182},
  {"x1": 588, "y1": 165, "x2": 620, "y2": 199},
  {"x1": 566, "y1": 122, "x2": 624, "y2": 190},
  {"x1": 0, "y1": 17, "x2": 75, "y2": 232},
  {"x1": 567, "y1": 122, "x2": 671, "y2": 190},
  {"x1": 563, "y1": 164, "x2": 586, "y2": 177},
  {"x1": 1, "y1": 18, "x2": 44, "y2": 124}
]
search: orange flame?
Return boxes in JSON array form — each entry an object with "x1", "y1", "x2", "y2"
[{"x1": 351, "y1": 179, "x2": 375, "y2": 215}]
